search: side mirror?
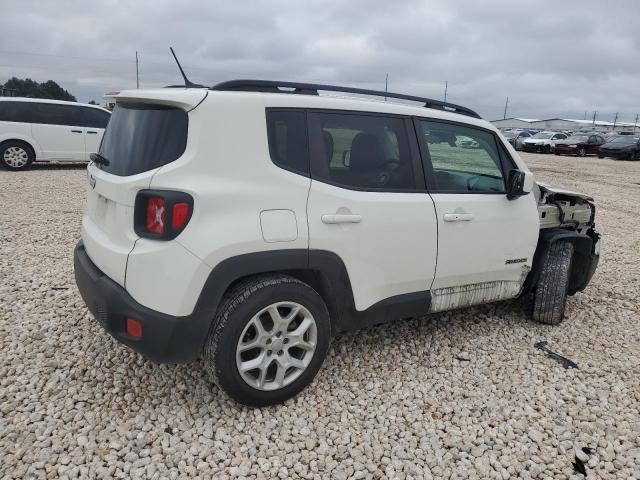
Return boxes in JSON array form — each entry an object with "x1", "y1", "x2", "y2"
[{"x1": 506, "y1": 169, "x2": 533, "y2": 200}]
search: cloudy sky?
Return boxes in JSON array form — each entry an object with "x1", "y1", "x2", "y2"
[{"x1": 2, "y1": 0, "x2": 639, "y2": 122}]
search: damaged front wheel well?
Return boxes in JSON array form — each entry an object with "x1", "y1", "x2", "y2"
[{"x1": 523, "y1": 227, "x2": 599, "y2": 297}]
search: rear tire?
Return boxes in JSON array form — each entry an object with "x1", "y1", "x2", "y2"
[
  {"x1": 543, "y1": 145, "x2": 551, "y2": 154},
  {"x1": 203, "y1": 274, "x2": 331, "y2": 407},
  {"x1": 0, "y1": 141, "x2": 34, "y2": 171},
  {"x1": 532, "y1": 241, "x2": 574, "y2": 325},
  {"x1": 577, "y1": 147, "x2": 586, "y2": 157},
  {"x1": 598, "y1": 154, "x2": 604, "y2": 159}
]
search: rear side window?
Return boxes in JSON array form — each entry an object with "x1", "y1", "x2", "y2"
[
  {"x1": 32, "y1": 103, "x2": 83, "y2": 126},
  {"x1": 98, "y1": 103, "x2": 188, "y2": 176},
  {"x1": 266, "y1": 110, "x2": 309, "y2": 175},
  {"x1": 310, "y1": 112, "x2": 415, "y2": 190},
  {"x1": 0, "y1": 101, "x2": 32, "y2": 123},
  {"x1": 82, "y1": 107, "x2": 110, "y2": 129},
  {"x1": 419, "y1": 120, "x2": 506, "y2": 193}
]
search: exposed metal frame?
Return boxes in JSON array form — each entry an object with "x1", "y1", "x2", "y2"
[{"x1": 211, "y1": 79, "x2": 481, "y2": 118}]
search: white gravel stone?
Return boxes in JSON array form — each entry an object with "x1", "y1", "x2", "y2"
[{"x1": 1, "y1": 155, "x2": 639, "y2": 478}]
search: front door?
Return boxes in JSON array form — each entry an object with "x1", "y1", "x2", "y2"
[
  {"x1": 415, "y1": 118, "x2": 539, "y2": 311},
  {"x1": 306, "y1": 111, "x2": 438, "y2": 312},
  {"x1": 31, "y1": 103, "x2": 85, "y2": 161}
]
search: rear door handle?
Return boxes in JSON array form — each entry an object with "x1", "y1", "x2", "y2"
[
  {"x1": 87, "y1": 130, "x2": 98, "y2": 134},
  {"x1": 443, "y1": 212, "x2": 474, "y2": 222},
  {"x1": 321, "y1": 214, "x2": 362, "y2": 224},
  {"x1": 71, "y1": 129, "x2": 82, "y2": 133}
]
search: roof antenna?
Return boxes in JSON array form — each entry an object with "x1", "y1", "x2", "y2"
[{"x1": 169, "y1": 47, "x2": 203, "y2": 88}]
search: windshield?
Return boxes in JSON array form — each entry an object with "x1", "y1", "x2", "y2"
[
  {"x1": 567, "y1": 135, "x2": 588, "y2": 142},
  {"x1": 98, "y1": 102, "x2": 188, "y2": 176},
  {"x1": 531, "y1": 132, "x2": 553, "y2": 139},
  {"x1": 502, "y1": 132, "x2": 517, "y2": 138}
]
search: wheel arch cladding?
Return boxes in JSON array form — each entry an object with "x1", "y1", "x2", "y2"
[
  {"x1": 196, "y1": 250, "x2": 353, "y2": 337},
  {"x1": 197, "y1": 249, "x2": 430, "y2": 340},
  {"x1": 523, "y1": 228, "x2": 599, "y2": 296}
]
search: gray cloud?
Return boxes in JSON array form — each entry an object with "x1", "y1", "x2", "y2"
[{"x1": 1, "y1": 0, "x2": 639, "y2": 122}]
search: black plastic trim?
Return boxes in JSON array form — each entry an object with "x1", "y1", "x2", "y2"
[{"x1": 74, "y1": 242, "x2": 432, "y2": 363}]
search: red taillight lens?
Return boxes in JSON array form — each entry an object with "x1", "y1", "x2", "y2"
[
  {"x1": 172, "y1": 202, "x2": 190, "y2": 229},
  {"x1": 146, "y1": 196, "x2": 165, "y2": 234},
  {"x1": 126, "y1": 318, "x2": 142, "y2": 338}
]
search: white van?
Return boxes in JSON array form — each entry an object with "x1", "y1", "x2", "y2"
[{"x1": 0, "y1": 98, "x2": 111, "y2": 170}]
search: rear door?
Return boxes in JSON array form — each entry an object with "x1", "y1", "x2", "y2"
[
  {"x1": 81, "y1": 107, "x2": 111, "y2": 160},
  {"x1": 82, "y1": 101, "x2": 190, "y2": 286},
  {"x1": 306, "y1": 111, "x2": 437, "y2": 312},
  {"x1": 415, "y1": 118, "x2": 538, "y2": 311},
  {"x1": 31, "y1": 103, "x2": 85, "y2": 161}
]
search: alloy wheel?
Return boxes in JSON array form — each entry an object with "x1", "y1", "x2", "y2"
[
  {"x1": 236, "y1": 302, "x2": 317, "y2": 391},
  {"x1": 3, "y1": 146, "x2": 29, "y2": 168}
]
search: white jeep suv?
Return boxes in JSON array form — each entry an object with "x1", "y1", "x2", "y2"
[{"x1": 74, "y1": 81, "x2": 600, "y2": 406}]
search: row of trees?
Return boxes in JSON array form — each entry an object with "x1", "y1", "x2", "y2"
[{"x1": 2, "y1": 77, "x2": 77, "y2": 101}]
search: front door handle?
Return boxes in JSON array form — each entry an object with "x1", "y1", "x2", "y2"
[
  {"x1": 71, "y1": 129, "x2": 82, "y2": 133},
  {"x1": 443, "y1": 212, "x2": 474, "y2": 222},
  {"x1": 321, "y1": 213, "x2": 362, "y2": 224},
  {"x1": 87, "y1": 130, "x2": 98, "y2": 134}
]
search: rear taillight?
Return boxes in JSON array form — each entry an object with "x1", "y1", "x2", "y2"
[
  {"x1": 134, "y1": 190, "x2": 193, "y2": 240},
  {"x1": 172, "y1": 202, "x2": 190, "y2": 229},
  {"x1": 146, "y1": 196, "x2": 166, "y2": 234}
]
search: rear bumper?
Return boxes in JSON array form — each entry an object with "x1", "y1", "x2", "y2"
[{"x1": 74, "y1": 241, "x2": 208, "y2": 363}]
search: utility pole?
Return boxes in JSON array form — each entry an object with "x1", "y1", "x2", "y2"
[
  {"x1": 634, "y1": 114, "x2": 639, "y2": 134},
  {"x1": 592, "y1": 110, "x2": 597, "y2": 126},
  {"x1": 612, "y1": 112, "x2": 618, "y2": 131},
  {"x1": 136, "y1": 51, "x2": 140, "y2": 88},
  {"x1": 384, "y1": 73, "x2": 388, "y2": 101},
  {"x1": 583, "y1": 111, "x2": 587, "y2": 120},
  {"x1": 503, "y1": 96, "x2": 509, "y2": 119},
  {"x1": 443, "y1": 80, "x2": 448, "y2": 103}
]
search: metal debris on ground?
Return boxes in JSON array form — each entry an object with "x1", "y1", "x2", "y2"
[{"x1": 534, "y1": 341, "x2": 578, "y2": 369}]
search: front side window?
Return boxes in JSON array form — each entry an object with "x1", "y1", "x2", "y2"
[
  {"x1": 419, "y1": 120, "x2": 506, "y2": 193},
  {"x1": 82, "y1": 107, "x2": 110, "y2": 129},
  {"x1": 0, "y1": 101, "x2": 32, "y2": 123},
  {"x1": 266, "y1": 110, "x2": 309, "y2": 175},
  {"x1": 310, "y1": 113, "x2": 415, "y2": 190}
]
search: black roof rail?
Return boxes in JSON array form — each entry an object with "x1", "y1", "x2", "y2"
[{"x1": 211, "y1": 79, "x2": 481, "y2": 118}]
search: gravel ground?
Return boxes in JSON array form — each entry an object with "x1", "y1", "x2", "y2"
[{"x1": 1, "y1": 154, "x2": 639, "y2": 479}]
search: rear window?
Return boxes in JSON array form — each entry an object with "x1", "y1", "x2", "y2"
[
  {"x1": 98, "y1": 103, "x2": 188, "y2": 176},
  {"x1": 0, "y1": 101, "x2": 32, "y2": 123}
]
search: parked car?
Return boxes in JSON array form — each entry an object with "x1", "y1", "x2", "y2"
[
  {"x1": 522, "y1": 131, "x2": 568, "y2": 153},
  {"x1": 598, "y1": 136, "x2": 640, "y2": 160},
  {"x1": 73, "y1": 81, "x2": 601, "y2": 406},
  {"x1": 0, "y1": 98, "x2": 111, "y2": 171},
  {"x1": 553, "y1": 134, "x2": 606, "y2": 157},
  {"x1": 502, "y1": 130, "x2": 533, "y2": 151}
]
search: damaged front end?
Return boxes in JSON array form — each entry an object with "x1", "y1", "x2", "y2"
[
  {"x1": 536, "y1": 183, "x2": 596, "y2": 231},
  {"x1": 524, "y1": 182, "x2": 601, "y2": 296}
]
